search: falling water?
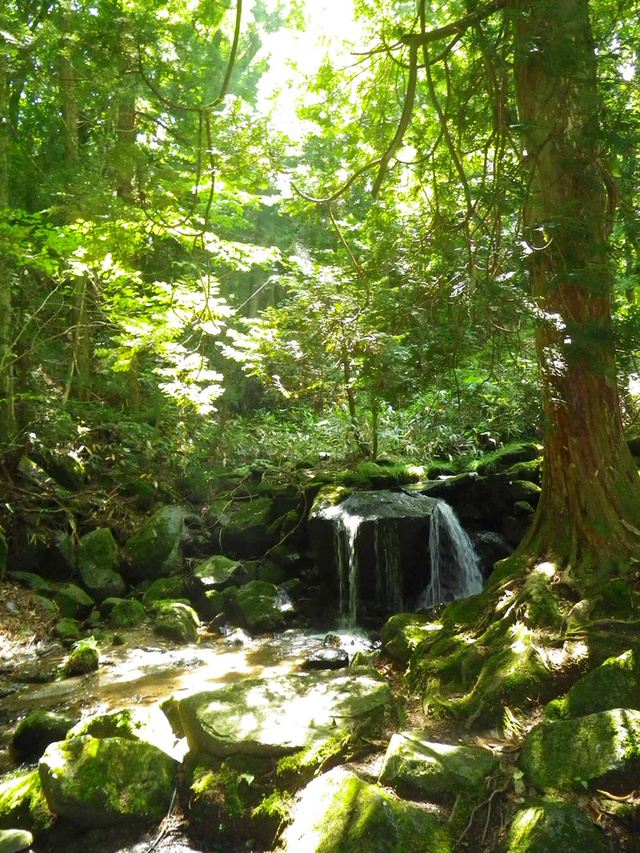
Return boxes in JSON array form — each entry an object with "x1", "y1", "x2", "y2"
[{"x1": 416, "y1": 500, "x2": 484, "y2": 610}]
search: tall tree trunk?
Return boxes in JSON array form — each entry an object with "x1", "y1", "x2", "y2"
[
  {"x1": 116, "y1": 71, "x2": 136, "y2": 201},
  {"x1": 511, "y1": 0, "x2": 640, "y2": 578},
  {"x1": 0, "y1": 9, "x2": 16, "y2": 448},
  {"x1": 62, "y1": 275, "x2": 90, "y2": 405},
  {"x1": 59, "y1": 27, "x2": 79, "y2": 160}
]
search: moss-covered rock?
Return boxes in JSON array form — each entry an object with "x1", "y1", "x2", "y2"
[
  {"x1": 34, "y1": 595, "x2": 58, "y2": 619},
  {"x1": 257, "y1": 561, "x2": 287, "y2": 585},
  {"x1": 7, "y1": 571, "x2": 58, "y2": 598},
  {"x1": 77, "y1": 528, "x2": 125, "y2": 603},
  {"x1": 53, "y1": 584, "x2": 95, "y2": 619},
  {"x1": 67, "y1": 706, "x2": 175, "y2": 755},
  {"x1": 222, "y1": 497, "x2": 277, "y2": 557},
  {"x1": 153, "y1": 600, "x2": 199, "y2": 644},
  {"x1": 506, "y1": 800, "x2": 607, "y2": 853},
  {"x1": 38, "y1": 736, "x2": 178, "y2": 827},
  {"x1": 508, "y1": 480, "x2": 542, "y2": 505},
  {"x1": 592, "y1": 578, "x2": 635, "y2": 618},
  {"x1": 276, "y1": 731, "x2": 354, "y2": 791},
  {"x1": 109, "y1": 598, "x2": 147, "y2": 629},
  {"x1": 474, "y1": 443, "x2": 541, "y2": 475},
  {"x1": 505, "y1": 458, "x2": 542, "y2": 485},
  {"x1": 309, "y1": 485, "x2": 351, "y2": 517},
  {"x1": 0, "y1": 828, "x2": 33, "y2": 853},
  {"x1": 231, "y1": 580, "x2": 288, "y2": 634},
  {"x1": 178, "y1": 669, "x2": 392, "y2": 758},
  {"x1": 522, "y1": 708, "x2": 640, "y2": 792},
  {"x1": 62, "y1": 637, "x2": 99, "y2": 677},
  {"x1": 251, "y1": 789, "x2": 293, "y2": 847},
  {"x1": 53, "y1": 617, "x2": 81, "y2": 642},
  {"x1": 378, "y1": 732, "x2": 497, "y2": 800},
  {"x1": 546, "y1": 649, "x2": 640, "y2": 720},
  {"x1": 279, "y1": 767, "x2": 451, "y2": 853},
  {"x1": 518, "y1": 569, "x2": 562, "y2": 630},
  {"x1": 380, "y1": 613, "x2": 440, "y2": 664},
  {"x1": 124, "y1": 506, "x2": 186, "y2": 583},
  {"x1": 0, "y1": 770, "x2": 53, "y2": 836},
  {"x1": 142, "y1": 576, "x2": 187, "y2": 604},
  {"x1": 191, "y1": 555, "x2": 249, "y2": 592},
  {"x1": 12, "y1": 711, "x2": 76, "y2": 760}
]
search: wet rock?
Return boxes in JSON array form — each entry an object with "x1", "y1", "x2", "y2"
[
  {"x1": 178, "y1": 668, "x2": 392, "y2": 757},
  {"x1": 380, "y1": 613, "x2": 437, "y2": 664},
  {"x1": 38, "y1": 736, "x2": 179, "y2": 827},
  {"x1": 12, "y1": 710, "x2": 77, "y2": 760},
  {"x1": 153, "y1": 600, "x2": 199, "y2": 644},
  {"x1": 62, "y1": 639, "x2": 99, "y2": 677},
  {"x1": 0, "y1": 769, "x2": 53, "y2": 835},
  {"x1": 506, "y1": 800, "x2": 606, "y2": 853},
  {"x1": 190, "y1": 555, "x2": 249, "y2": 592},
  {"x1": 227, "y1": 581, "x2": 288, "y2": 634},
  {"x1": 67, "y1": 706, "x2": 175, "y2": 756},
  {"x1": 142, "y1": 576, "x2": 187, "y2": 604},
  {"x1": 54, "y1": 617, "x2": 81, "y2": 642},
  {"x1": 301, "y1": 649, "x2": 349, "y2": 671},
  {"x1": 77, "y1": 528, "x2": 125, "y2": 603},
  {"x1": 379, "y1": 732, "x2": 497, "y2": 799},
  {"x1": 124, "y1": 506, "x2": 187, "y2": 583},
  {"x1": 280, "y1": 578, "x2": 306, "y2": 600},
  {"x1": 522, "y1": 708, "x2": 640, "y2": 792},
  {"x1": 220, "y1": 497, "x2": 276, "y2": 558},
  {"x1": 109, "y1": 598, "x2": 147, "y2": 629},
  {"x1": 0, "y1": 829, "x2": 33, "y2": 853},
  {"x1": 53, "y1": 584, "x2": 95, "y2": 619},
  {"x1": 279, "y1": 767, "x2": 451, "y2": 853},
  {"x1": 546, "y1": 649, "x2": 640, "y2": 720},
  {"x1": 471, "y1": 531, "x2": 512, "y2": 578}
]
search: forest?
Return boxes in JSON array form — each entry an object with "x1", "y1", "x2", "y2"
[{"x1": 0, "y1": 0, "x2": 640, "y2": 851}]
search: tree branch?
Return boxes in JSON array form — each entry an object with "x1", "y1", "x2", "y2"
[{"x1": 401, "y1": 0, "x2": 506, "y2": 49}]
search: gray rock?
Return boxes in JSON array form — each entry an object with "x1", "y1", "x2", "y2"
[
  {"x1": 0, "y1": 829, "x2": 33, "y2": 853},
  {"x1": 66, "y1": 706, "x2": 175, "y2": 755},
  {"x1": 178, "y1": 668, "x2": 392, "y2": 757},
  {"x1": 77, "y1": 528, "x2": 125, "y2": 603},
  {"x1": 379, "y1": 731, "x2": 497, "y2": 798},
  {"x1": 279, "y1": 767, "x2": 451, "y2": 853},
  {"x1": 39, "y1": 736, "x2": 179, "y2": 827},
  {"x1": 301, "y1": 648, "x2": 349, "y2": 671}
]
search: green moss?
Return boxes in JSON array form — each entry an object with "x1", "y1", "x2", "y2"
[
  {"x1": 276, "y1": 731, "x2": 353, "y2": 791},
  {"x1": 547, "y1": 649, "x2": 640, "y2": 719},
  {"x1": 142, "y1": 577, "x2": 187, "y2": 604},
  {"x1": 380, "y1": 613, "x2": 437, "y2": 663},
  {"x1": 54, "y1": 617, "x2": 81, "y2": 642},
  {"x1": 251, "y1": 789, "x2": 292, "y2": 846},
  {"x1": 310, "y1": 485, "x2": 351, "y2": 515},
  {"x1": 507, "y1": 800, "x2": 607, "y2": 853},
  {"x1": 473, "y1": 442, "x2": 542, "y2": 475},
  {"x1": 153, "y1": 600, "x2": 199, "y2": 644},
  {"x1": 225, "y1": 497, "x2": 274, "y2": 532},
  {"x1": 109, "y1": 599, "x2": 147, "y2": 628},
  {"x1": 62, "y1": 637, "x2": 99, "y2": 677},
  {"x1": 592, "y1": 578, "x2": 635, "y2": 618},
  {"x1": 13, "y1": 711, "x2": 76, "y2": 759},
  {"x1": 487, "y1": 555, "x2": 528, "y2": 587},
  {"x1": 0, "y1": 769, "x2": 53, "y2": 835},
  {"x1": 188, "y1": 759, "x2": 258, "y2": 844},
  {"x1": 505, "y1": 458, "x2": 543, "y2": 483}
]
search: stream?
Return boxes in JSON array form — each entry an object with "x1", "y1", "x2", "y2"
[{"x1": 0, "y1": 625, "x2": 378, "y2": 853}]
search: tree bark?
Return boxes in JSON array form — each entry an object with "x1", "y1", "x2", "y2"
[
  {"x1": 0, "y1": 7, "x2": 16, "y2": 447},
  {"x1": 511, "y1": 0, "x2": 640, "y2": 576}
]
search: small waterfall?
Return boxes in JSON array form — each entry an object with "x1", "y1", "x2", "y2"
[
  {"x1": 416, "y1": 500, "x2": 484, "y2": 610},
  {"x1": 334, "y1": 512, "x2": 362, "y2": 624}
]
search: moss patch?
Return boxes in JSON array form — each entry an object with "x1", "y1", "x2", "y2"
[
  {"x1": 0, "y1": 769, "x2": 53, "y2": 835},
  {"x1": 62, "y1": 637, "x2": 99, "y2": 677}
]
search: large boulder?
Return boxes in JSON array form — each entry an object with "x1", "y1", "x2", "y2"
[
  {"x1": 179, "y1": 668, "x2": 392, "y2": 757},
  {"x1": 142, "y1": 576, "x2": 187, "y2": 604},
  {"x1": 279, "y1": 767, "x2": 451, "y2": 853},
  {"x1": 66, "y1": 706, "x2": 175, "y2": 756},
  {"x1": 77, "y1": 528, "x2": 125, "y2": 603},
  {"x1": 379, "y1": 731, "x2": 497, "y2": 799},
  {"x1": 506, "y1": 800, "x2": 607, "y2": 853},
  {"x1": 546, "y1": 649, "x2": 640, "y2": 720},
  {"x1": 7, "y1": 572, "x2": 58, "y2": 598},
  {"x1": 124, "y1": 506, "x2": 186, "y2": 583},
  {"x1": 109, "y1": 598, "x2": 147, "y2": 629},
  {"x1": 12, "y1": 711, "x2": 76, "y2": 760},
  {"x1": 522, "y1": 708, "x2": 640, "y2": 792},
  {"x1": 226, "y1": 580, "x2": 288, "y2": 634},
  {"x1": 0, "y1": 770, "x2": 52, "y2": 835},
  {"x1": 380, "y1": 613, "x2": 438, "y2": 664},
  {"x1": 38, "y1": 736, "x2": 179, "y2": 827},
  {"x1": 220, "y1": 497, "x2": 276, "y2": 558}
]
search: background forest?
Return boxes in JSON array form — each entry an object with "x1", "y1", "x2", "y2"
[{"x1": 0, "y1": 0, "x2": 638, "y2": 494}]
